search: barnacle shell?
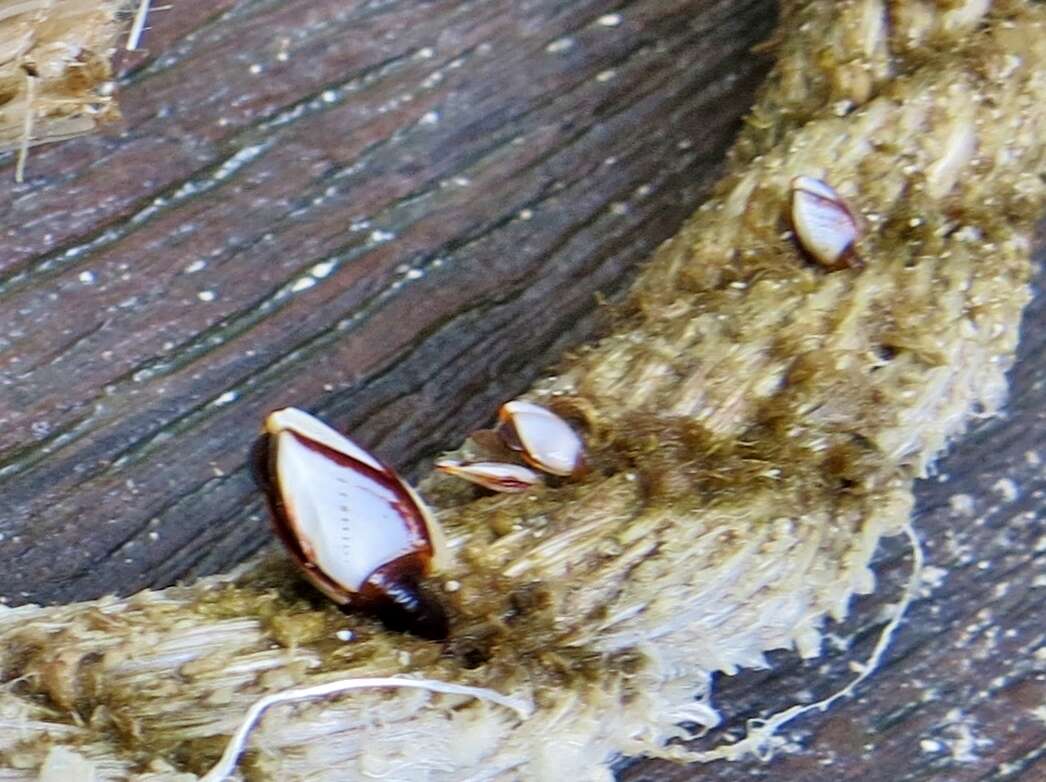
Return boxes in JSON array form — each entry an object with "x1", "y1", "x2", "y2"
[
  {"x1": 254, "y1": 407, "x2": 449, "y2": 639},
  {"x1": 497, "y1": 400, "x2": 586, "y2": 477},
  {"x1": 435, "y1": 459, "x2": 543, "y2": 493},
  {"x1": 790, "y1": 176, "x2": 862, "y2": 269}
]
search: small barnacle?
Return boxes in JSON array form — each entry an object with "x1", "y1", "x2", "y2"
[
  {"x1": 252, "y1": 407, "x2": 450, "y2": 640},
  {"x1": 496, "y1": 400, "x2": 587, "y2": 477},
  {"x1": 790, "y1": 176, "x2": 863, "y2": 270},
  {"x1": 435, "y1": 459, "x2": 543, "y2": 493}
]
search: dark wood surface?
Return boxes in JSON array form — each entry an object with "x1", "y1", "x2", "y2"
[{"x1": 0, "y1": 1, "x2": 1041, "y2": 780}]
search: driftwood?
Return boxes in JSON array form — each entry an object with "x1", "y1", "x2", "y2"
[{"x1": 0, "y1": 1, "x2": 1044, "y2": 781}]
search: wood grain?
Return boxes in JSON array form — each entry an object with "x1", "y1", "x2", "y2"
[
  {"x1": 0, "y1": 1, "x2": 1041, "y2": 781},
  {"x1": 0, "y1": 0, "x2": 776, "y2": 603}
]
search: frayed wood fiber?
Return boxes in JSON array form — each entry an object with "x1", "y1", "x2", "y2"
[
  {"x1": 0, "y1": 0, "x2": 124, "y2": 156},
  {"x1": 1, "y1": 1, "x2": 1043, "y2": 780}
]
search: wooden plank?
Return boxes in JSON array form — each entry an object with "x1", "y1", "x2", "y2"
[{"x1": 0, "y1": 0, "x2": 777, "y2": 604}]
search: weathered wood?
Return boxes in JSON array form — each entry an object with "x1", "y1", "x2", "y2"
[
  {"x1": 0, "y1": 0, "x2": 777, "y2": 604},
  {"x1": 0, "y1": 1, "x2": 1042, "y2": 781}
]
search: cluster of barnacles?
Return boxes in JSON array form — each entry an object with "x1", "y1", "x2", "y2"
[
  {"x1": 251, "y1": 399, "x2": 588, "y2": 639},
  {"x1": 251, "y1": 177, "x2": 860, "y2": 640}
]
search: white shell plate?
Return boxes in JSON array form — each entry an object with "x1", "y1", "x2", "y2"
[
  {"x1": 790, "y1": 176, "x2": 858, "y2": 266},
  {"x1": 502, "y1": 400, "x2": 583, "y2": 476},
  {"x1": 436, "y1": 459, "x2": 541, "y2": 492},
  {"x1": 268, "y1": 409, "x2": 421, "y2": 591}
]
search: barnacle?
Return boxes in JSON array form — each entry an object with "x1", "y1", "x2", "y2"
[
  {"x1": 789, "y1": 175, "x2": 863, "y2": 269},
  {"x1": 435, "y1": 459, "x2": 544, "y2": 493},
  {"x1": 496, "y1": 400, "x2": 587, "y2": 477},
  {"x1": 255, "y1": 408, "x2": 451, "y2": 640}
]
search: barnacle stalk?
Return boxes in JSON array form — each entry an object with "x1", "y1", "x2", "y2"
[{"x1": 0, "y1": 1, "x2": 1043, "y2": 780}]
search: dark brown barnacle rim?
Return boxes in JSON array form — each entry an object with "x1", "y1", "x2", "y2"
[{"x1": 250, "y1": 408, "x2": 450, "y2": 640}]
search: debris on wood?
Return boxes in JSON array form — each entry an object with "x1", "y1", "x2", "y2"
[{"x1": 1, "y1": 0, "x2": 127, "y2": 176}]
